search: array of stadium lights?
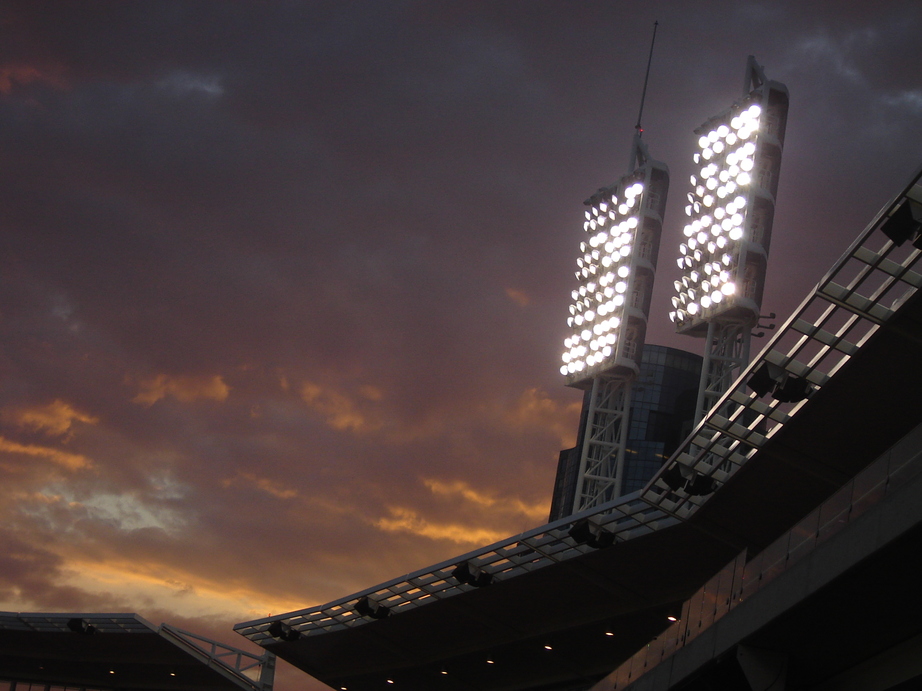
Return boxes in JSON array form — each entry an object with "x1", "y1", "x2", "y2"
[
  {"x1": 669, "y1": 101, "x2": 763, "y2": 325},
  {"x1": 560, "y1": 180, "x2": 645, "y2": 377}
]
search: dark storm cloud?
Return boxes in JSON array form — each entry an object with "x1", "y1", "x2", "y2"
[{"x1": 0, "y1": 3, "x2": 920, "y2": 690}]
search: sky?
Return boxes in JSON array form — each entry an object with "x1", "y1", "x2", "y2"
[{"x1": 1, "y1": 2, "x2": 920, "y2": 689}]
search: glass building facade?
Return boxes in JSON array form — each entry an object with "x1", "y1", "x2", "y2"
[{"x1": 549, "y1": 344, "x2": 702, "y2": 521}]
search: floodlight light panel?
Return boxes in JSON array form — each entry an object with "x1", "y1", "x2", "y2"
[
  {"x1": 671, "y1": 81, "x2": 788, "y2": 335},
  {"x1": 561, "y1": 162, "x2": 667, "y2": 387}
]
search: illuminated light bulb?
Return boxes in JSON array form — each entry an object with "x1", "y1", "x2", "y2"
[
  {"x1": 567, "y1": 317, "x2": 573, "y2": 327},
  {"x1": 688, "y1": 302, "x2": 699, "y2": 315},
  {"x1": 599, "y1": 202, "x2": 608, "y2": 212},
  {"x1": 589, "y1": 220, "x2": 597, "y2": 230},
  {"x1": 702, "y1": 148, "x2": 713, "y2": 160},
  {"x1": 615, "y1": 281, "x2": 627, "y2": 293},
  {"x1": 743, "y1": 142, "x2": 756, "y2": 156},
  {"x1": 684, "y1": 204, "x2": 693, "y2": 216},
  {"x1": 676, "y1": 257, "x2": 685, "y2": 269},
  {"x1": 708, "y1": 130, "x2": 719, "y2": 143},
  {"x1": 731, "y1": 213, "x2": 743, "y2": 226},
  {"x1": 631, "y1": 182, "x2": 644, "y2": 196},
  {"x1": 610, "y1": 317, "x2": 620, "y2": 329},
  {"x1": 693, "y1": 249, "x2": 703, "y2": 262},
  {"x1": 684, "y1": 256, "x2": 693, "y2": 268},
  {"x1": 562, "y1": 352, "x2": 571, "y2": 362},
  {"x1": 721, "y1": 282, "x2": 736, "y2": 295},
  {"x1": 704, "y1": 263, "x2": 713, "y2": 275},
  {"x1": 688, "y1": 238, "x2": 697, "y2": 250},
  {"x1": 698, "y1": 135, "x2": 710, "y2": 148},
  {"x1": 726, "y1": 152, "x2": 738, "y2": 166},
  {"x1": 585, "y1": 310, "x2": 595, "y2": 321},
  {"x1": 713, "y1": 141, "x2": 725, "y2": 154},
  {"x1": 689, "y1": 175, "x2": 697, "y2": 185},
  {"x1": 669, "y1": 311, "x2": 677, "y2": 323},
  {"x1": 581, "y1": 329, "x2": 591, "y2": 340},
  {"x1": 617, "y1": 265, "x2": 630, "y2": 277},
  {"x1": 712, "y1": 290, "x2": 723, "y2": 304},
  {"x1": 722, "y1": 218, "x2": 733, "y2": 231},
  {"x1": 707, "y1": 241, "x2": 716, "y2": 253},
  {"x1": 602, "y1": 345, "x2": 612, "y2": 357},
  {"x1": 739, "y1": 128, "x2": 752, "y2": 140},
  {"x1": 673, "y1": 280, "x2": 683, "y2": 292},
  {"x1": 697, "y1": 231, "x2": 708, "y2": 244},
  {"x1": 677, "y1": 309, "x2": 687, "y2": 320},
  {"x1": 714, "y1": 207, "x2": 725, "y2": 220},
  {"x1": 701, "y1": 295, "x2": 712, "y2": 309},
  {"x1": 620, "y1": 245, "x2": 631, "y2": 257},
  {"x1": 602, "y1": 256, "x2": 612, "y2": 267},
  {"x1": 722, "y1": 253, "x2": 732, "y2": 265},
  {"x1": 706, "y1": 177, "x2": 717, "y2": 191},
  {"x1": 729, "y1": 227, "x2": 744, "y2": 240},
  {"x1": 740, "y1": 158, "x2": 754, "y2": 172},
  {"x1": 726, "y1": 180, "x2": 737, "y2": 194},
  {"x1": 701, "y1": 215, "x2": 712, "y2": 228},
  {"x1": 703, "y1": 195, "x2": 714, "y2": 207},
  {"x1": 690, "y1": 271, "x2": 700, "y2": 283},
  {"x1": 618, "y1": 204, "x2": 628, "y2": 214},
  {"x1": 614, "y1": 295, "x2": 624, "y2": 306},
  {"x1": 560, "y1": 365, "x2": 568, "y2": 375},
  {"x1": 748, "y1": 104, "x2": 762, "y2": 118},
  {"x1": 683, "y1": 225, "x2": 695, "y2": 238},
  {"x1": 693, "y1": 153, "x2": 700, "y2": 163},
  {"x1": 574, "y1": 315, "x2": 583, "y2": 325},
  {"x1": 604, "y1": 286, "x2": 614, "y2": 298},
  {"x1": 627, "y1": 217, "x2": 638, "y2": 228},
  {"x1": 576, "y1": 361, "x2": 585, "y2": 371},
  {"x1": 671, "y1": 296, "x2": 679, "y2": 308},
  {"x1": 597, "y1": 216, "x2": 607, "y2": 227},
  {"x1": 726, "y1": 132, "x2": 738, "y2": 145},
  {"x1": 737, "y1": 172, "x2": 751, "y2": 186}
]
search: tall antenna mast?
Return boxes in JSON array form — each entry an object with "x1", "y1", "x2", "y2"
[
  {"x1": 628, "y1": 20, "x2": 659, "y2": 173},
  {"x1": 635, "y1": 20, "x2": 659, "y2": 138}
]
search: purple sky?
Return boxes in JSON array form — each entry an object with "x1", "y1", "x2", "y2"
[{"x1": 1, "y1": 2, "x2": 920, "y2": 688}]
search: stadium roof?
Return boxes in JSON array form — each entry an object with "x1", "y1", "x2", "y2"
[
  {"x1": 235, "y1": 164, "x2": 922, "y2": 691},
  {"x1": 0, "y1": 612, "x2": 274, "y2": 691}
]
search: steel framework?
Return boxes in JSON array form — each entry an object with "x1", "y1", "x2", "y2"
[
  {"x1": 571, "y1": 371, "x2": 633, "y2": 511},
  {"x1": 695, "y1": 320, "x2": 752, "y2": 424}
]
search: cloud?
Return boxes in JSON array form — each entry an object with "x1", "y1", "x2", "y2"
[
  {"x1": 423, "y1": 478, "x2": 548, "y2": 522},
  {"x1": 132, "y1": 374, "x2": 230, "y2": 406},
  {"x1": 300, "y1": 381, "x2": 385, "y2": 434},
  {"x1": 0, "y1": 437, "x2": 93, "y2": 471},
  {"x1": 373, "y1": 506, "x2": 508, "y2": 546},
  {"x1": 505, "y1": 287, "x2": 531, "y2": 306},
  {"x1": 0, "y1": 63, "x2": 68, "y2": 94},
  {"x1": 221, "y1": 472, "x2": 298, "y2": 500},
  {"x1": 2, "y1": 400, "x2": 99, "y2": 437}
]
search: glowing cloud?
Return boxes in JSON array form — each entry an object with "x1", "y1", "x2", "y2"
[
  {"x1": 221, "y1": 472, "x2": 298, "y2": 500},
  {"x1": 300, "y1": 382, "x2": 384, "y2": 434},
  {"x1": 423, "y1": 478, "x2": 548, "y2": 521},
  {"x1": 2, "y1": 400, "x2": 99, "y2": 437},
  {"x1": 132, "y1": 374, "x2": 230, "y2": 406},
  {"x1": 373, "y1": 506, "x2": 508, "y2": 546},
  {"x1": 0, "y1": 437, "x2": 93, "y2": 471},
  {"x1": 501, "y1": 388, "x2": 582, "y2": 447}
]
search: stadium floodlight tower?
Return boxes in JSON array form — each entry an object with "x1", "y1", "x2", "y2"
[
  {"x1": 670, "y1": 56, "x2": 788, "y2": 424},
  {"x1": 560, "y1": 41, "x2": 670, "y2": 514}
]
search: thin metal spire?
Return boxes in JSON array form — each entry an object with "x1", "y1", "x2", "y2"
[{"x1": 634, "y1": 20, "x2": 659, "y2": 138}]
